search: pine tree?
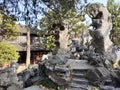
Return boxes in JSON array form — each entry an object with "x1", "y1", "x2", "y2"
[{"x1": 107, "y1": 0, "x2": 120, "y2": 46}]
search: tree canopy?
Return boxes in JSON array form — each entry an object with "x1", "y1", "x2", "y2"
[
  {"x1": 0, "y1": 9, "x2": 18, "y2": 41},
  {"x1": 0, "y1": 42, "x2": 19, "y2": 66},
  {"x1": 39, "y1": 0, "x2": 88, "y2": 51},
  {"x1": 39, "y1": 0, "x2": 88, "y2": 37},
  {"x1": 107, "y1": 0, "x2": 120, "y2": 46},
  {"x1": 39, "y1": 0, "x2": 87, "y2": 30}
]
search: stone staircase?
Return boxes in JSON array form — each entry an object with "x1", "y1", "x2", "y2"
[
  {"x1": 66, "y1": 60, "x2": 94, "y2": 90},
  {"x1": 69, "y1": 68, "x2": 88, "y2": 90}
]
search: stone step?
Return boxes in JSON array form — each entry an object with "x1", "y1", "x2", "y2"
[
  {"x1": 71, "y1": 73, "x2": 86, "y2": 78},
  {"x1": 72, "y1": 78, "x2": 88, "y2": 84},
  {"x1": 69, "y1": 83, "x2": 88, "y2": 90},
  {"x1": 72, "y1": 69, "x2": 88, "y2": 74},
  {"x1": 67, "y1": 59, "x2": 94, "y2": 70},
  {"x1": 72, "y1": 68, "x2": 88, "y2": 71},
  {"x1": 67, "y1": 87, "x2": 87, "y2": 90},
  {"x1": 23, "y1": 85, "x2": 43, "y2": 90}
]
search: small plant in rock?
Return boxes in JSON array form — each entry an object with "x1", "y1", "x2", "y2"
[
  {"x1": 43, "y1": 35, "x2": 56, "y2": 51},
  {"x1": 0, "y1": 42, "x2": 19, "y2": 67}
]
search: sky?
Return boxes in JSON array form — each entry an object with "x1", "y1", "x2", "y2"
[
  {"x1": 88, "y1": 0, "x2": 119, "y2": 6},
  {"x1": 0, "y1": 0, "x2": 119, "y2": 25},
  {"x1": 88, "y1": 0, "x2": 107, "y2": 6}
]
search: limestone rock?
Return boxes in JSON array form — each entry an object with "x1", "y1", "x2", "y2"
[
  {"x1": 86, "y1": 67, "x2": 111, "y2": 86},
  {"x1": 7, "y1": 83, "x2": 23, "y2": 90},
  {"x1": 52, "y1": 23, "x2": 69, "y2": 55},
  {"x1": 44, "y1": 55, "x2": 71, "y2": 87},
  {"x1": 23, "y1": 85, "x2": 42, "y2": 90},
  {"x1": 59, "y1": 25, "x2": 69, "y2": 51},
  {"x1": 87, "y1": 3, "x2": 113, "y2": 54},
  {"x1": 100, "y1": 86, "x2": 115, "y2": 90},
  {"x1": 0, "y1": 87, "x2": 4, "y2": 90},
  {"x1": 0, "y1": 68, "x2": 23, "y2": 90},
  {"x1": 86, "y1": 3, "x2": 117, "y2": 68},
  {"x1": 17, "y1": 66, "x2": 39, "y2": 87},
  {"x1": 46, "y1": 55, "x2": 68, "y2": 65}
]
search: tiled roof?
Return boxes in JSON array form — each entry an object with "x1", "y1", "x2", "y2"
[
  {"x1": 11, "y1": 43, "x2": 45, "y2": 51},
  {"x1": 18, "y1": 25, "x2": 40, "y2": 35}
]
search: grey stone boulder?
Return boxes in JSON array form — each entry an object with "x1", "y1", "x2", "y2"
[
  {"x1": 23, "y1": 85, "x2": 42, "y2": 90},
  {"x1": 100, "y1": 86, "x2": 115, "y2": 90},
  {"x1": 44, "y1": 55, "x2": 71, "y2": 87},
  {"x1": 0, "y1": 68, "x2": 23, "y2": 90},
  {"x1": 87, "y1": 3, "x2": 113, "y2": 54},
  {"x1": 86, "y1": 67, "x2": 111, "y2": 86},
  {"x1": 46, "y1": 55, "x2": 68, "y2": 65}
]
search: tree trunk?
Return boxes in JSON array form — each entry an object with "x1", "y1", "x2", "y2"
[{"x1": 26, "y1": 28, "x2": 30, "y2": 68}]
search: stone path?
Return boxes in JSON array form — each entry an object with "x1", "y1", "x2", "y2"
[{"x1": 67, "y1": 60, "x2": 94, "y2": 90}]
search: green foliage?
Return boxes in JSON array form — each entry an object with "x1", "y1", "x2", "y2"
[
  {"x1": 39, "y1": 9, "x2": 87, "y2": 40},
  {"x1": 107, "y1": 0, "x2": 120, "y2": 46},
  {"x1": 0, "y1": 9, "x2": 18, "y2": 40},
  {"x1": 40, "y1": 9, "x2": 86, "y2": 31},
  {"x1": 69, "y1": 23, "x2": 89, "y2": 38},
  {"x1": 42, "y1": 35, "x2": 56, "y2": 51},
  {"x1": 0, "y1": 42, "x2": 19, "y2": 66},
  {"x1": 40, "y1": 0, "x2": 86, "y2": 31},
  {"x1": 41, "y1": 0, "x2": 86, "y2": 16},
  {"x1": 39, "y1": 0, "x2": 88, "y2": 51}
]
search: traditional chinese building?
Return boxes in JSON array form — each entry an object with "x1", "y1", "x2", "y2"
[{"x1": 3, "y1": 25, "x2": 48, "y2": 64}]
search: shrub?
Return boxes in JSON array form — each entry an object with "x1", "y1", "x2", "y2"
[
  {"x1": 43, "y1": 35, "x2": 56, "y2": 51},
  {"x1": 0, "y1": 42, "x2": 19, "y2": 66}
]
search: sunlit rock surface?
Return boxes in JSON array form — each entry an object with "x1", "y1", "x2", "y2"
[{"x1": 23, "y1": 85, "x2": 42, "y2": 90}]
